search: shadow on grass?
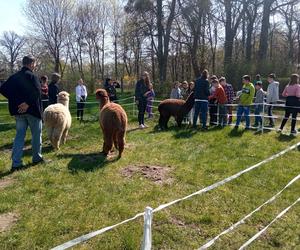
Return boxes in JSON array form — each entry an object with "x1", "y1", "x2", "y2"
[
  {"x1": 0, "y1": 123, "x2": 15, "y2": 132},
  {"x1": 58, "y1": 152, "x2": 119, "y2": 173},
  {"x1": 228, "y1": 128, "x2": 245, "y2": 137},
  {"x1": 0, "y1": 139, "x2": 31, "y2": 151},
  {"x1": 276, "y1": 133, "x2": 297, "y2": 142}
]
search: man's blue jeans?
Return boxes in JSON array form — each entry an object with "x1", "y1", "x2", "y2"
[
  {"x1": 12, "y1": 114, "x2": 43, "y2": 168},
  {"x1": 193, "y1": 101, "x2": 208, "y2": 128},
  {"x1": 235, "y1": 105, "x2": 250, "y2": 128}
]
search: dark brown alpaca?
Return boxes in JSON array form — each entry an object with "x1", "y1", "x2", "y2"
[
  {"x1": 96, "y1": 89, "x2": 128, "y2": 158},
  {"x1": 158, "y1": 92, "x2": 194, "y2": 129}
]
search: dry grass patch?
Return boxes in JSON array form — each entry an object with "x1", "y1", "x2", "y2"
[
  {"x1": 0, "y1": 213, "x2": 18, "y2": 233},
  {"x1": 121, "y1": 165, "x2": 173, "y2": 185}
]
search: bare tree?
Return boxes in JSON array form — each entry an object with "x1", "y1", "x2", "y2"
[
  {"x1": 0, "y1": 31, "x2": 26, "y2": 74},
  {"x1": 24, "y1": 0, "x2": 73, "y2": 73}
]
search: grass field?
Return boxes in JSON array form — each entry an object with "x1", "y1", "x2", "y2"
[{"x1": 0, "y1": 92, "x2": 300, "y2": 250}]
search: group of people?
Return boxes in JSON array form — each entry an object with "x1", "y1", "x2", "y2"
[
  {"x1": 41, "y1": 75, "x2": 88, "y2": 122},
  {"x1": 184, "y1": 70, "x2": 300, "y2": 134},
  {"x1": 135, "y1": 70, "x2": 300, "y2": 134}
]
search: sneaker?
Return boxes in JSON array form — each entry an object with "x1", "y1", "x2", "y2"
[
  {"x1": 291, "y1": 130, "x2": 297, "y2": 136},
  {"x1": 10, "y1": 165, "x2": 25, "y2": 172},
  {"x1": 234, "y1": 125, "x2": 239, "y2": 129},
  {"x1": 277, "y1": 128, "x2": 282, "y2": 133},
  {"x1": 143, "y1": 124, "x2": 148, "y2": 128},
  {"x1": 252, "y1": 124, "x2": 258, "y2": 128},
  {"x1": 245, "y1": 127, "x2": 251, "y2": 131},
  {"x1": 139, "y1": 124, "x2": 145, "y2": 129}
]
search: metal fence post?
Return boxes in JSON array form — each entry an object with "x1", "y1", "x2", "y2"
[{"x1": 141, "y1": 207, "x2": 153, "y2": 250}]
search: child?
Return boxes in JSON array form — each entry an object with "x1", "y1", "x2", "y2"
[
  {"x1": 145, "y1": 83, "x2": 155, "y2": 119},
  {"x1": 219, "y1": 77, "x2": 234, "y2": 124},
  {"x1": 266, "y1": 73, "x2": 279, "y2": 127},
  {"x1": 235, "y1": 75, "x2": 255, "y2": 130},
  {"x1": 253, "y1": 82, "x2": 265, "y2": 128},
  {"x1": 170, "y1": 81, "x2": 182, "y2": 99},
  {"x1": 209, "y1": 79, "x2": 228, "y2": 127}
]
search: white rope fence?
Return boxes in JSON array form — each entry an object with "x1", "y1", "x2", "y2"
[
  {"x1": 239, "y1": 197, "x2": 300, "y2": 250},
  {"x1": 199, "y1": 173, "x2": 300, "y2": 249},
  {"x1": 50, "y1": 142, "x2": 300, "y2": 250}
]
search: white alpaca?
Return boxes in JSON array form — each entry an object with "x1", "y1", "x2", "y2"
[{"x1": 43, "y1": 91, "x2": 71, "y2": 150}]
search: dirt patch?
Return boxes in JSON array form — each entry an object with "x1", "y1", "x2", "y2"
[
  {"x1": 121, "y1": 165, "x2": 173, "y2": 185},
  {"x1": 0, "y1": 213, "x2": 19, "y2": 233},
  {"x1": 0, "y1": 178, "x2": 15, "y2": 189}
]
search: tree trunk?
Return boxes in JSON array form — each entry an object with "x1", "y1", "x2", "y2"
[{"x1": 258, "y1": 0, "x2": 273, "y2": 61}]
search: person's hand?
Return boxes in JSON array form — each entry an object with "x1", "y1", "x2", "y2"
[{"x1": 18, "y1": 102, "x2": 29, "y2": 113}]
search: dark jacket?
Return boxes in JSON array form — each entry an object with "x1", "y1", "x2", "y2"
[
  {"x1": 194, "y1": 77, "x2": 210, "y2": 100},
  {"x1": 135, "y1": 79, "x2": 148, "y2": 101},
  {"x1": 0, "y1": 67, "x2": 42, "y2": 119},
  {"x1": 48, "y1": 82, "x2": 60, "y2": 105},
  {"x1": 106, "y1": 84, "x2": 118, "y2": 102}
]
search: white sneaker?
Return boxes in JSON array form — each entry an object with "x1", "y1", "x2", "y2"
[
  {"x1": 139, "y1": 124, "x2": 145, "y2": 129},
  {"x1": 277, "y1": 128, "x2": 282, "y2": 133},
  {"x1": 143, "y1": 124, "x2": 148, "y2": 128}
]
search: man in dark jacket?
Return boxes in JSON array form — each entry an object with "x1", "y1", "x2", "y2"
[
  {"x1": 48, "y1": 73, "x2": 61, "y2": 105},
  {"x1": 0, "y1": 55, "x2": 44, "y2": 171},
  {"x1": 193, "y1": 69, "x2": 210, "y2": 129}
]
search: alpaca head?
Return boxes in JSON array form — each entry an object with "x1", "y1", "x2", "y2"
[
  {"x1": 96, "y1": 89, "x2": 110, "y2": 107},
  {"x1": 57, "y1": 91, "x2": 70, "y2": 107}
]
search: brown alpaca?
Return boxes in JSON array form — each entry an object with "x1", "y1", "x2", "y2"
[
  {"x1": 96, "y1": 89, "x2": 127, "y2": 158},
  {"x1": 158, "y1": 92, "x2": 194, "y2": 129}
]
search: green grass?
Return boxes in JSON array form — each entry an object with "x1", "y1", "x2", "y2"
[{"x1": 0, "y1": 92, "x2": 300, "y2": 249}]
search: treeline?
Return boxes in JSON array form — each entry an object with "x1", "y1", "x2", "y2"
[{"x1": 0, "y1": 0, "x2": 300, "y2": 92}]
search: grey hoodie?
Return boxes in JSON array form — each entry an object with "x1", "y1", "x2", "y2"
[{"x1": 266, "y1": 81, "x2": 279, "y2": 103}]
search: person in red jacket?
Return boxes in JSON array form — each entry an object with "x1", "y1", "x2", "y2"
[{"x1": 209, "y1": 79, "x2": 228, "y2": 127}]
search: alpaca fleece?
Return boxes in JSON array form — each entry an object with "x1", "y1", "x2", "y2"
[
  {"x1": 43, "y1": 91, "x2": 71, "y2": 150},
  {"x1": 96, "y1": 89, "x2": 127, "y2": 158},
  {"x1": 158, "y1": 92, "x2": 194, "y2": 129}
]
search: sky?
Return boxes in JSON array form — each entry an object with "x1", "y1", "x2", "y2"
[{"x1": 0, "y1": 0, "x2": 26, "y2": 35}]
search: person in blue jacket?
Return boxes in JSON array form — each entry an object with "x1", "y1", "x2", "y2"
[{"x1": 193, "y1": 69, "x2": 210, "y2": 129}]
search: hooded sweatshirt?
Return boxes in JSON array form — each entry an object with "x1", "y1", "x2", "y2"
[{"x1": 266, "y1": 81, "x2": 279, "y2": 103}]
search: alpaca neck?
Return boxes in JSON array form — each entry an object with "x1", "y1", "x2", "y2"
[
  {"x1": 59, "y1": 100, "x2": 69, "y2": 109},
  {"x1": 99, "y1": 98, "x2": 110, "y2": 109},
  {"x1": 182, "y1": 94, "x2": 194, "y2": 114}
]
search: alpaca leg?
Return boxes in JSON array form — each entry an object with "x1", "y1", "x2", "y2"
[
  {"x1": 113, "y1": 132, "x2": 119, "y2": 151},
  {"x1": 164, "y1": 115, "x2": 170, "y2": 129},
  {"x1": 46, "y1": 127, "x2": 53, "y2": 143},
  {"x1": 176, "y1": 116, "x2": 183, "y2": 127},
  {"x1": 102, "y1": 130, "x2": 113, "y2": 155},
  {"x1": 117, "y1": 131, "x2": 125, "y2": 158},
  {"x1": 61, "y1": 129, "x2": 69, "y2": 144},
  {"x1": 159, "y1": 115, "x2": 164, "y2": 129},
  {"x1": 52, "y1": 127, "x2": 64, "y2": 150}
]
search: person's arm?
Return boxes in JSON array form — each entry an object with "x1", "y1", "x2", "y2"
[
  {"x1": 282, "y1": 86, "x2": 288, "y2": 97},
  {"x1": 23, "y1": 73, "x2": 41, "y2": 106},
  {"x1": 76, "y1": 86, "x2": 81, "y2": 101},
  {"x1": 205, "y1": 81, "x2": 210, "y2": 97}
]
